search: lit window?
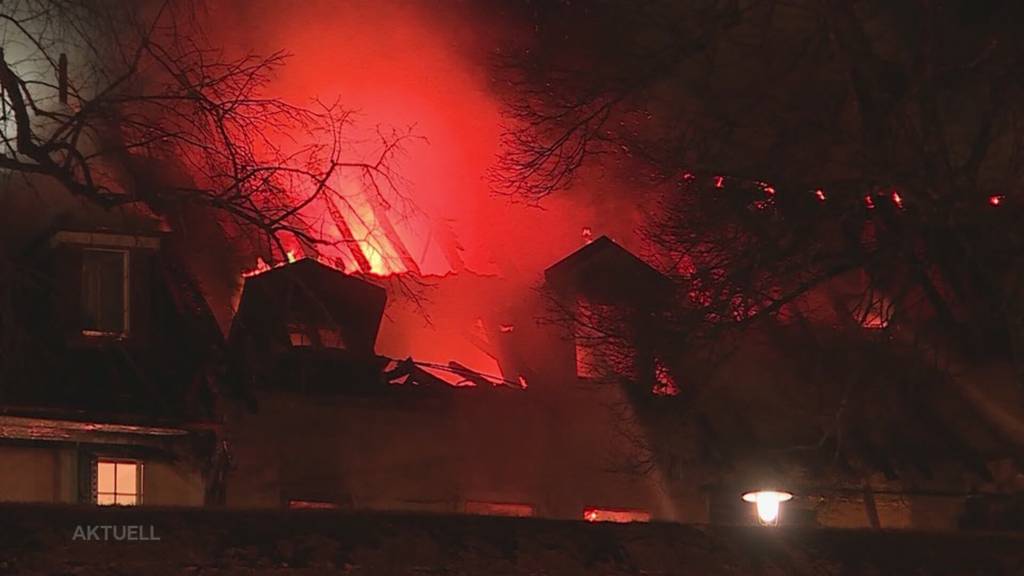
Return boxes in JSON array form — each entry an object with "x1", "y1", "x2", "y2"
[
  {"x1": 81, "y1": 249, "x2": 129, "y2": 336},
  {"x1": 287, "y1": 323, "x2": 346, "y2": 349},
  {"x1": 855, "y1": 295, "x2": 893, "y2": 329},
  {"x1": 96, "y1": 460, "x2": 141, "y2": 506},
  {"x1": 575, "y1": 340, "x2": 598, "y2": 378},
  {"x1": 464, "y1": 501, "x2": 534, "y2": 517},
  {"x1": 582, "y1": 508, "x2": 651, "y2": 523}
]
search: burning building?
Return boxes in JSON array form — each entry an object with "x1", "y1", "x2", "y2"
[
  {"x1": 0, "y1": 193, "x2": 671, "y2": 521},
  {"x1": 4, "y1": 190, "x2": 1019, "y2": 530},
  {"x1": 221, "y1": 241, "x2": 673, "y2": 519},
  {"x1": 3, "y1": 0, "x2": 1024, "y2": 536}
]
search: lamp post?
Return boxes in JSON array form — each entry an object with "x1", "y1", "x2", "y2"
[{"x1": 741, "y1": 490, "x2": 793, "y2": 526}]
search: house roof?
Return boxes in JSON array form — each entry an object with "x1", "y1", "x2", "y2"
[
  {"x1": 544, "y1": 236, "x2": 671, "y2": 303},
  {"x1": 232, "y1": 258, "x2": 387, "y2": 357}
]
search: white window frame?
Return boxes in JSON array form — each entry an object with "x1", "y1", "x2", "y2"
[
  {"x1": 81, "y1": 247, "x2": 130, "y2": 337},
  {"x1": 94, "y1": 458, "x2": 143, "y2": 506}
]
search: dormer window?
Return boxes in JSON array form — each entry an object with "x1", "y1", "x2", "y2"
[
  {"x1": 81, "y1": 248, "x2": 129, "y2": 336},
  {"x1": 287, "y1": 322, "x2": 346, "y2": 349}
]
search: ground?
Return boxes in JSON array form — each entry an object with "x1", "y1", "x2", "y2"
[{"x1": 1, "y1": 504, "x2": 1022, "y2": 575}]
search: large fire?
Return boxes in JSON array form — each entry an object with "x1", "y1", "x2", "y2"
[
  {"x1": 215, "y1": 1, "x2": 645, "y2": 284},
  {"x1": 215, "y1": 1, "x2": 649, "y2": 386}
]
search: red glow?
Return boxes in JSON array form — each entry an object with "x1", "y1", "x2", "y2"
[
  {"x1": 518, "y1": 375, "x2": 529, "y2": 389},
  {"x1": 242, "y1": 258, "x2": 273, "y2": 279},
  {"x1": 582, "y1": 227, "x2": 593, "y2": 243},
  {"x1": 862, "y1": 314, "x2": 888, "y2": 329},
  {"x1": 242, "y1": 250, "x2": 300, "y2": 278},
  {"x1": 583, "y1": 508, "x2": 651, "y2": 523},
  {"x1": 989, "y1": 195, "x2": 1003, "y2": 206},
  {"x1": 864, "y1": 195, "x2": 875, "y2": 209},
  {"x1": 464, "y1": 501, "x2": 534, "y2": 517},
  {"x1": 891, "y1": 191, "x2": 904, "y2": 209},
  {"x1": 815, "y1": 189, "x2": 826, "y2": 201},
  {"x1": 212, "y1": 3, "x2": 655, "y2": 376},
  {"x1": 714, "y1": 175, "x2": 725, "y2": 189},
  {"x1": 209, "y1": 2, "x2": 516, "y2": 278},
  {"x1": 859, "y1": 296, "x2": 892, "y2": 329},
  {"x1": 653, "y1": 362, "x2": 679, "y2": 396}
]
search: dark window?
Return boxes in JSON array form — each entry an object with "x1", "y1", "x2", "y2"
[
  {"x1": 287, "y1": 322, "x2": 346, "y2": 349},
  {"x1": 81, "y1": 249, "x2": 128, "y2": 335}
]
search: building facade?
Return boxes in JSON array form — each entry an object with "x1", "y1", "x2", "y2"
[{"x1": 2, "y1": 217, "x2": 1022, "y2": 530}]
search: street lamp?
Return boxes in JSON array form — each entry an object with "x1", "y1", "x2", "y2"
[{"x1": 742, "y1": 490, "x2": 793, "y2": 526}]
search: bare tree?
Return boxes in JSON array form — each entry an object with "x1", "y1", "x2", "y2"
[
  {"x1": 495, "y1": 0, "x2": 1024, "y2": 505},
  {"x1": 1, "y1": 0, "x2": 414, "y2": 264}
]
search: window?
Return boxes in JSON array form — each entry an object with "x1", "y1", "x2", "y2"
[
  {"x1": 463, "y1": 501, "x2": 534, "y2": 518},
  {"x1": 574, "y1": 299, "x2": 637, "y2": 379},
  {"x1": 287, "y1": 323, "x2": 346, "y2": 349},
  {"x1": 81, "y1": 248, "x2": 129, "y2": 336},
  {"x1": 583, "y1": 508, "x2": 651, "y2": 523},
  {"x1": 96, "y1": 460, "x2": 142, "y2": 505}
]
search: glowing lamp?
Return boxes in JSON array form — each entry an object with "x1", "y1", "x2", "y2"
[{"x1": 741, "y1": 490, "x2": 793, "y2": 526}]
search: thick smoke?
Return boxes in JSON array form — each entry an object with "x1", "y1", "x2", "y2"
[
  {"x1": 207, "y1": 0, "x2": 643, "y2": 278},
  {"x1": 202, "y1": 0, "x2": 647, "y2": 374}
]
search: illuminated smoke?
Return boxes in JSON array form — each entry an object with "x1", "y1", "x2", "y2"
[
  {"x1": 211, "y1": 0, "x2": 643, "y2": 283},
  {"x1": 201, "y1": 1, "x2": 649, "y2": 381}
]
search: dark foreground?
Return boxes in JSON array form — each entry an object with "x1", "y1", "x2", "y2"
[{"x1": 0, "y1": 505, "x2": 1022, "y2": 575}]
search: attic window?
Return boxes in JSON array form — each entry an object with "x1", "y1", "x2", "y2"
[
  {"x1": 575, "y1": 338, "x2": 598, "y2": 378},
  {"x1": 95, "y1": 459, "x2": 141, "y2": 506},
  {"x1": 583, "y1": 508, "x2": 651, "y2": 523},
  {"x1": 287, "y1": 323, "x2": 346, "y2": 349},
  {"x1": 82, "y1": 248, "x2": 129, "y2": 336}
]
